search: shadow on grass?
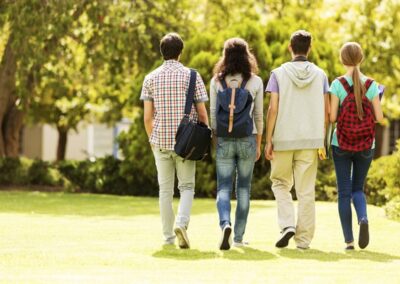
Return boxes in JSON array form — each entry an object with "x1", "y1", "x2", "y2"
[
  {"x1": 152, "y1": 245, "x2": 218, "y2": 260},
  {"x1": 153, "y1": 245, "x2": 400, "y2": 263},
  {"x1": 222, "y1": 247, "x2": 276, "y2": 261},
  {"x1": 153, "y1": 245, "x2": 276, "y2": 261},
  {"x1": 278, "y1": 248, "x2": 400, "y2": 263}
]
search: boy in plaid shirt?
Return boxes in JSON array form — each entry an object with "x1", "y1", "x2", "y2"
[{"x1": 140, "y1": 33, "x2": 209, "y2": 248}]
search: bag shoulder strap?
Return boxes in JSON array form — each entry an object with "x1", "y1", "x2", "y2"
[
  {"x1": 365, "y1": 78, "x2": 374, "y2": 90},
  {"x1": 338, "y1": 76, "x2": 353, "y2": 95},
  {"x1": 184, "y1": 69, "x2": 197, "y2": 115},
  {"x1": 220, "y1": 78, "x2": 228, "y2": 90},
  {"x1": 240, "y1": 79, "x2": 248, "y2": 89}
]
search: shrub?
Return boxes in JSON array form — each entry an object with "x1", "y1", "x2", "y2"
[
  {"x1": 366, "y1": 155, "x2": 393, "y2": 206},
  {"x1": 252, "y1": 158, "x2": 273, "y2": 200},
  {"x1": 118, "y1": 113, "x2": 158, "y2": 196},
  {"x1": 28, "y1": 159, "x2": 62, "y2": 186},
  {"x1": 195, "y1": 154, "x2": 217, "y2": 198},
  {"x1": 316, "y1": 160, "x2": 337, "y2": 201},
  {"x1": 0, "y1": 157, "x2": 31, "y2": 185},
  {"x1": 57, "y1": 160, "x2": 96, "y2": 192},
  {"x1": 366, "y1": 139, "x2": 400, "y2": 220},
  {"x1": 367, "y1": 140, "x2": 400, "y2": 204},
  {"x1": 385, "y1": 197, "x2": 400, "y2": 221}
]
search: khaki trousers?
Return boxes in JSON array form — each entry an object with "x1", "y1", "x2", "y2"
[
  {"x1": 270, "y1": 149, "x2": 318, "y2": 248},
  {"x1": 153, "y1": 147, "x2": 196, "y2": 243}
]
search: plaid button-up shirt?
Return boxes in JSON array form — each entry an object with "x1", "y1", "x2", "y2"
[{"x1": 140, "y1": 60, "x2": 208, "y2": 150}]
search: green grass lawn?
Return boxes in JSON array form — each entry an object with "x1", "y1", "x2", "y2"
[{"x1": 0, "y1": 191, "x2": 399, "y2": 284}]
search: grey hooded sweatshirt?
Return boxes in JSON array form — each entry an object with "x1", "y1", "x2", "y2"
[{"x1": 272, "y1": 61, "x2": 327, "y2": 151}]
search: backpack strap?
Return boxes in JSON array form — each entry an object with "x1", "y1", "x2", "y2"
[
  {"x1": 365, "y1": 78, "x2": 374, "y2": 91},
  {"x1": 338, "y1": 77, "x2": 353, "y2": 95},
  {"x1": 220, "y1": 78, "x2": 228, "y2": 90},
  {"x1": 240, "y1": 79, "x2": 248, "y2": 89},
  {"x1": 228, "y1": 88, "x2": 236, "y2": 133},
  {"x1": 184, "y1": 69, "x2": 197, "y2": 116}
]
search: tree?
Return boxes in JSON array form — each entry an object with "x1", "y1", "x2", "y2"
[
  {"x1": 0, "y1": 0, "x2": 90, "y2": 157},
  {"x1": 333, "y1": 0, "x2": 400, "y2": 119}
]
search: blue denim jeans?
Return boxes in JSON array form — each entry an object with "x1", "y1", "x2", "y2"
[
  {"x1": 332, "y1": 146, "x2": 374, "y2": 243},
  {"x1": 216, "y1": 135, "x2": 256, "y2": 242}
]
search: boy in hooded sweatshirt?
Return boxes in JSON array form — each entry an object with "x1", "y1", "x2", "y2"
[{"x1": 264, "y1": 30, "x2": 329, "y2": 249}]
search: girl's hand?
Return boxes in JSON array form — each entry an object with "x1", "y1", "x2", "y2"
[{"x1": 264, "y1": 142, "x2": 274, "y2": 160}]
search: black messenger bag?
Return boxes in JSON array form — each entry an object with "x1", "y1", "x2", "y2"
[{"x1": 174, "y1": 69, "x2": 212, "y2": 161}]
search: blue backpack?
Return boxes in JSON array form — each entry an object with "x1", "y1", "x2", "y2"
[{"x1": 216, "y1": 79, "x2": 253, "y2": 137}]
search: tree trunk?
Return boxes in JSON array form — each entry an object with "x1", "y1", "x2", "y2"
[
  {"x1": 0, "y1": 35, "x2": 17, "y2": 157},
  {"x1": 4, "y1": 104, "x2": 24, "y2": 157},
  {"x1": 57, "y1": 127, "x2": 68, "y2": 161}
]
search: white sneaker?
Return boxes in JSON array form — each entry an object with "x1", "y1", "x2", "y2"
[
  {"x1": 275, "y1": 227, "x2": 296, "y2": 248},
  {"x1": 219, "y1": 225, "x2": 232, "y2": 250},
  {"x1": 233, "y1": 241, "x2": 249, "y2": 247},
  {"x1": 174, "y1": 226, "x2": 190, "y2": 249}
]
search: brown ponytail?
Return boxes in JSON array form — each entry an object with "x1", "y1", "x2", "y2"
[
  {"x1": 352, "y1": 67, "x2": 366, "y2": 120},
  {"x1": 340, "y1": 42, "x2": 366, "y2": 120}
]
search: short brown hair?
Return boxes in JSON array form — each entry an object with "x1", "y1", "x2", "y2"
[
  {"x1": 290, "y1": 30, "x2": 312, "y2": 55},
  {"x1": 160, "y1": 33, "x2": 184, "y2": 60}
]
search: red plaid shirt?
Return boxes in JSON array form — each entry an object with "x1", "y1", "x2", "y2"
[{"x1": 140, "y1": 60, "x2": 208, "y2": 150}]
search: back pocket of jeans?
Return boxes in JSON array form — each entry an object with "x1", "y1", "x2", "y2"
[
  {"x1": 239, "y1": 141, "x2": 256, "y2": 159},
  {"x1": 217, "y1": 141, "x2": 230, "y2": 158},
  {"x1": 360, "y1": 149, "x2": 374, "y2": 159},
  {"x1": 333, "y1": 147, "x2": 348, "y2": 157}
]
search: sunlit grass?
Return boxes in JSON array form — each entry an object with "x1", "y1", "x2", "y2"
[{"x1": 0, "y1": 191, "x2": 399, "y2": 283}]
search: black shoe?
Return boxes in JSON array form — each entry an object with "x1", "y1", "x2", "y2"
[
  {"x1": 359, "y1": 220, "x2": 369, "y2": 249},
  {"x1": 219, "y1": 225, "x2": 232, "y2": 250},
  {"x1": 275, "y1": 227, "x2": 296, "y2": 248}
]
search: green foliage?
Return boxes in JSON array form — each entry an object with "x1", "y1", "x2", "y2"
[
  {"x1": 118, "y1": 112, "x2": 158, "y2": 195},
  {"x1": 57, "y1": 157, "x2": 126, "y2": 194},
  {"x1": 0, "y1": 157, "x2": 30, "y2": 185},
  {"x1": 366, "y1": 140, "x2": 400, "y2": 219},
  {"x1": 335, "y1": 0, "x2": 400, "y2": 119},
  {"x1": 316, "y1": 160, "x2": 337, "y2": 201},
  {"x1": 0, "y1": 157, "x2": 62, "y2": 186},
  {"x1": 366, "y1": 155, "x2": 393, "y2": 206},
  {"x1": 28, "y1": 159, "x2": 62, "y2": 186},
  {"x1": 385, "y1": 197, "x2": 400, "y2": 221},
  {"x1": 252, "y1": 160, "x2": 273, "y2": 200}
]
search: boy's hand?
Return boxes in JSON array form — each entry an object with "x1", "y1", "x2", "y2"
[
  {"x1": 255, "y1": 147, "x2": 261, "y2": 162},
  {"x1": 318, "y1": 148, "x2": 327, "y2": 160}
]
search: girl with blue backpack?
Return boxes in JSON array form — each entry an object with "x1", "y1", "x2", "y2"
[
  {"x1": 210, "y1": 38, "x2": 264, "y2": 250},
  {"x1": 329, "y1": 42, "x2": 384, "y2": 250}
]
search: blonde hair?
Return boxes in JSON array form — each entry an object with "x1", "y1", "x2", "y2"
[{"x1": 340, "y1": 42, "x2": 366, "y2": 120}]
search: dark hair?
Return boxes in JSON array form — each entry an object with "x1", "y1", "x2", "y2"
[
  {"x1": 213, "y1": 38, "x2": 258, "y2": 82},
  {"x1": 160, "y1": 33, "x2": 184, "y2": 60},
  {"x1": 290, "y1": 30, "x2": 312, "y2": 55}
]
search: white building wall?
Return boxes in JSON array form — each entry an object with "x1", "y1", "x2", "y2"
[{"x1": 22, "y1": 122, "x2": 116, "y2": 161}]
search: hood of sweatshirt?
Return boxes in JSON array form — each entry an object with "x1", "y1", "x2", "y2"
[{"x1": 281, "y1": 61, "x2": 319, "y2": 88}]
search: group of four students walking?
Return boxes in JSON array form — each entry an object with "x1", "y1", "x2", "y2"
[{"x1": 140, "y1": 30, "x2": 384, "y2": 251}]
